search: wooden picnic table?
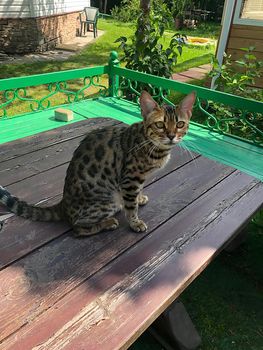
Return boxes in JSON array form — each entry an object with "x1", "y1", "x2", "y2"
[{"x1": 0, "y1": 117, "x2": 262, "y2": 350}]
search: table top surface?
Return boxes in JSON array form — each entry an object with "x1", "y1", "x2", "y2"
[{"x1": 0, "y1": 118, "x2": 262, "y2": 350}]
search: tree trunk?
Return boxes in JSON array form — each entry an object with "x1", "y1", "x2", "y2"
[
  {"x1": 99, "y1": 0, "x2": 103, "y2": 13},
  {"x1": 103, "y1": 0, "x2": 107, "y2": 14},
  {"x1": 140, "y1": 0, "x2": 150, "y2": 15}
]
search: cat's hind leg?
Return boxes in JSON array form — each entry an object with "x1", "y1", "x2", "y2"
[{"x1": 73, "y1": 217, "x2": 119, "y2": 237}]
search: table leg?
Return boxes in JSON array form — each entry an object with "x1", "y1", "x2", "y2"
[
  {"x1": 225, "y1": 228, "x2": 249, "y2": 253},
  {"x1": 149, "y1": 299, "x2": 201, "y2": 350}
]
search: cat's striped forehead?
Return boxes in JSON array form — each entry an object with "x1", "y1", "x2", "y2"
[{"x1": 162, "y1": 104, "x2": 179, "y2": 122}]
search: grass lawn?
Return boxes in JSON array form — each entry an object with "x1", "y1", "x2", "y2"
[
  {"x1": 130, "y1": 210, "x2": 263, "y2": 350},
  {"x1": 0, "y1": 19, "x2": 217, "y2": 79}
]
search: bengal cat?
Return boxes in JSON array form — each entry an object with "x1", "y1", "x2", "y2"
[{"x1": 0, "y1": 90, "x2": 196, "y2": 236}]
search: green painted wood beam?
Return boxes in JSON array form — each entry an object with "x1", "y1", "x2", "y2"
[
  {"x1": 183, "y1": 124, "x2": 263, "y2": 181},
  {"x1": 113, "y1": 66, "x2": 263, "y2": 113},
  {"x1": 0, "y1": 66, "x2": 109, "y2": 90}
]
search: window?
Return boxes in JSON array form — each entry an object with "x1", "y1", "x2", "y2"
[
  {"x1": 233, "y1": 0, "x2": 263, "y2": 26},
  {"x1": 240, "y1": 0, "x2": 263, "y2": 20}
]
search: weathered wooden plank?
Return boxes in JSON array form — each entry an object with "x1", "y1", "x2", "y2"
[
  {"x1": 63, "y1": 178, "x2": 262, "y2": 350},
  {"x1": 229, "y1": 26, "x2": 263, "y2": 40},
  {"x1": 0, "y1": 118, "x2": 117, "y2": 163},
  {"x1": 0, "y1": 148, "x2": 199, "y2": 269},
  {"x1": 228, "y1": 37, "x2": 263, "y2": 52},
  {"x1": 0, "y1": 134, "x2": 198, "y2": 187},
  {"x1": 2, "y1": 172, "x2": 261, "y2": 350},
  {"x1": 0, "y1": 157, "x2": 233, "y2": 342},
  {"x1": 230, "y1": 24, "x2": 263, "y2": 32},
  {"x1": 0, "y1": 137, "x2": 80, "y2": 187},
  {"x1": 2, "y1": 163, "x2": 67, "y2": 204},
  {"x1": 0, "y1": 195, "x2": 70, "y2": 270},
  {"x1": 226, "y1": 48, "x2": 263, "y2": 60}
]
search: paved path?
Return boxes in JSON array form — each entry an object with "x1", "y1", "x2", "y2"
[
  {"x1": 172, "y1": 64, "x2": 211, "y2": 82},
  {"x1": 0, "y1": 30, "x2": 104, "y2": 65}
]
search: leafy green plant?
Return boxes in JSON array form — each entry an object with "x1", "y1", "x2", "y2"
[
  {"x1": 210, "y1": 47, "x2": 263, "y2": 100},
  {"x1": 207, "y1": 47, "x2": 263, "y2": 143},
  {"x1": 115, "y1": 2, "x2": 185, "y2": 79}
]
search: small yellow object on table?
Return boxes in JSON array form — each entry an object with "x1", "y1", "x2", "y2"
[{"x1": 54, "y1": 108, "x2": 74, "y2": 122}]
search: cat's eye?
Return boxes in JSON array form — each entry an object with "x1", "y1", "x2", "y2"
[
  {"x1": 176, "y1": 121, "x2": 185, "y2": 128},
  {"x1": 155, "y1": 121, "x2": 165, "y2": 129}
]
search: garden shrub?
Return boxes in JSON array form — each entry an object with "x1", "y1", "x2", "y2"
[
  {"x1": 111, "y1": 0, "x2": 140, "y2": 23},
  {"x1": 207, "y1": 47, "x2": 263, "y2": 143},
  {"x1": 115, "y1": 1, "x2": 183, "y2": 79},
  {"x1": 210, "y1": 47, "x2": 263, "y2": 100}
]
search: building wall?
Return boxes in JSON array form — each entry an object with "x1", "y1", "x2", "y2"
[
  {"x1": 227, "y1": 24, "x2": 263, "y2": 60},
  {"x1": 0, "y1": 0, "x2": 91, "y2": 18},
  {"x1": 0, "y1": 0, "x2": 31, "y2": 18},
  {"x1": 226, "y1": 24, "x2": 263, "y2": 87},
  {"x1": 0, "y1": 12, "x2": 83, "y2": 53},
  {"x1": 0, "y1": 0, "x2": 91, "y2": 53}
]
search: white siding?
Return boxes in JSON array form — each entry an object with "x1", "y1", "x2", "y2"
[
  {"x1": 0, "y1": 0, "x2": 91, "y2": 18},
  {"x1": 0, "y1": 0, "x2": 30, "y2": 18}
]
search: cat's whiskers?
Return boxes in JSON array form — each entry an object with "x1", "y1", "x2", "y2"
[
  {"x1": 180, "y1": 141, "x2": 198, "y2": 168},
  {"x1": 148, "y1": 144, "x2": 157, "y2": 163},
  {"x1": 128, "y1": 139, "x2": 152, "y2": 154},
  {"x1": 184, "y1": 140, "x2": 200, "y2": 154},
  {"x1": 177, "y1": 143, "x2": 184, "y2": 155}
]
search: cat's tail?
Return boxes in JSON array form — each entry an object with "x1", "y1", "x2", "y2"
[{"x1": 0, "y1": 185, "x2": 62, "y2": 222}]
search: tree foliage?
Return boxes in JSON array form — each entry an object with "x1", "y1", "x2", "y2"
[{"x1": 115, "y1": 0, "x2": 185, "y2": 78}]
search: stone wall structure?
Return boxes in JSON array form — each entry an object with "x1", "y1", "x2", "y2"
[
  {"x1": 0, "y1": 0, "x2": 91, "y2": 54},
  {"x1": 0, "y1": 11, "x2": 82, "y2": 53}
]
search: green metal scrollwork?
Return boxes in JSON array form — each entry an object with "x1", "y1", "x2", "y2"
[
  {"x1": 76, "y1": 76, "x2": 108, "y2": 101},
  {"x1": 0, "y1": 90, "x2": 16, "y2": 117},
  {"x1": 118, "y1": 77, "x2": 175, "y2": 106},
  {"x1": 37, "y1": 81, "x2": 77, "y2": 109},
  {"x1": 197, "y1": 98, "x2": 263, "y2": 146},
  {"x1": 16, "y1": 88, "x2": 41, "y2": 111},
  {"x1": 0, "y1": 88, "x2": 41, "y2": 117},
  {"x1": 0, "y1": 75, "x2": 108, "y2": 118}
]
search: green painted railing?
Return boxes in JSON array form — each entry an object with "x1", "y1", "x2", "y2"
[
  {"x1": 0, "y1": 66, "x2": 109, "y2": 118},
  {"x1": 0, "y1": 51, "x2": 262, "y2": 147},
  {"x1": 108, "y1": 52, "x2": 263, "y2": 147}
]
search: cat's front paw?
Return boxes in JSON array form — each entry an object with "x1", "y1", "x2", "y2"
[
  {"x1": 138, "y1": 194, "x2": 149, "y2": 206},
  {"x1": 130, "y1": 219, "x2": 147, "y2": 233}
]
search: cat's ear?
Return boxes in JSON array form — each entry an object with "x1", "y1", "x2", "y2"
[
  {"x1": 178, "y1": 91, "x2": 196, "y2": 120},
  {"x1": 140, "y1": 91, "x2": 159, "y2": 118}
]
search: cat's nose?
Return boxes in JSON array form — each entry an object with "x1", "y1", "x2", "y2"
[{"x1": 167, "y1": 133, "x2": 175, "y2": 140}]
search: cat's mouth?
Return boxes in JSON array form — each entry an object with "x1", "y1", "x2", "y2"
[
  {"x1": 150, "y1": 137, "x2": 181, "y2": 149},
  {"x1": 162, "y1": 138, "x2": 182, "y2": 145}
]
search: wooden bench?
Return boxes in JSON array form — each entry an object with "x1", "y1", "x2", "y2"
[{"x1": 0, "y1": 53, "x2": 262, "y2": 349}]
